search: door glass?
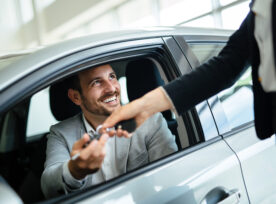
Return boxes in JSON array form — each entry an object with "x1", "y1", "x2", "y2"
[
  {"x1": 217, "y1": 68, "x2": 253, "y2": 129},
  {"x1": 26, "y1": 87, "x2": 58, "y2": 137},
  {"x1": 189, "y1": 43, "x2": 225, "y2": 64},
  {"x1": 196, "y1": 101, "x2": 218, "y2": 141},
  {"x1": 189, "y1": 43, "x2": 254, "y2": 131}
]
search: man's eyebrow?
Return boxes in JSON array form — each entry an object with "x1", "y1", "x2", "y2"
[{"x1": 87, "y1": 71, "x2": 116, "y2": 84}]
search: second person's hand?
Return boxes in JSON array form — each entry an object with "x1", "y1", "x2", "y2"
[{"x1": 102, "y1": 87, "x2": 172, "y2": 137}]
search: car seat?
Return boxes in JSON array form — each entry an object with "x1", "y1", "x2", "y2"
[{"x1": 49, "y1": 78, "x2": 81, "y2": 121}]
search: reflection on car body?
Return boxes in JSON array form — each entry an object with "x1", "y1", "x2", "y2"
[{"x1": 0, "y1": 27, "x2": 275, "y2": 204}]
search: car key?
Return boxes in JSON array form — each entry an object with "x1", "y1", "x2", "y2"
[
  {"x1": 96, "y1": 118, "x2": 137, "y2": 139},
  {"x1": 71, "y1": 119, "x2": 136, "y2": 160},
  {"x1": 114, "y1": 118, "x2": 136, "y2": 133},
  {"x1": 71, "y1": 130, "x2": 106, "y2": 160}
]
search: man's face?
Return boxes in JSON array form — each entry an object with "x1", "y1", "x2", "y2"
[{"x1": 78, "y1": 64, "x2": 121, "y2": 117}]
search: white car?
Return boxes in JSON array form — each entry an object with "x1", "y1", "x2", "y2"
[{"x1": 0, "y1": 27, "x2": 275, "y2": 204}]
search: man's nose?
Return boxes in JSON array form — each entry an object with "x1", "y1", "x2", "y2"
[{"x1": 104, "y1": 80, "x2": 116, "y2": 92}]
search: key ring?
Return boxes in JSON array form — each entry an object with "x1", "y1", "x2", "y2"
[
  {"x1": 96, "y1": 125, "x2": 103, "y2": 134},
  {"x1": 96, "y1": 125, "x2": 115, "y2": 134}
]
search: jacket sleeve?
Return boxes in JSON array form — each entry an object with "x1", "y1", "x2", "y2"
[
  {"x1": 40, "y1": 125, "x2": 88, "y2": 198},
  {"x1": 164, "y1": 12, "x2": 252, "y2": 115}
]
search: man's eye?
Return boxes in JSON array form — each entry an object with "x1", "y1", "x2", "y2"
[
  {"x1": 92, "y1": 80, "x2": 101, "y2": 86},
  {"x1": 110, "y1": 74, "x2": 117, "y2": 80}
]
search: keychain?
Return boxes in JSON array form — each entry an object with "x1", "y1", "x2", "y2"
[{"x1": 71, "y1": 119, "x2": 136, "y2": 160}]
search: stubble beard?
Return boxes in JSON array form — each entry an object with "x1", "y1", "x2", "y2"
[{"x1": 80, "y1": 93, "x2": 118, "y2": 117}]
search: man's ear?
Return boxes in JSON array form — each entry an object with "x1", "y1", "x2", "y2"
[{"x1": 68, "y1": 89, "x2": 81, "y2": 106}]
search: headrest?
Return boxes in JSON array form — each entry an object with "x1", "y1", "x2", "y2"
[
  {"x1": 126, "y1": 59, "x2": 165, "y2": 101},
  {"x1": 49, "y1": 79, "x2": 81, "y2": 121},
  {"x1": 125, "y1": 59, "x2": 172, "y2": 120}
]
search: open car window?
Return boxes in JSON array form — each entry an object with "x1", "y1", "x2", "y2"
[{"x1": 0, "y1": 54, "x2": 184, "y2": 203}]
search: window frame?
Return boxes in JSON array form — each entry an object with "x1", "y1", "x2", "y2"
[
  {"x1": 180, "y1": 37, "x2": 254, "y2": 137},
  {"x1": 0, "y1": 37, "x2": 190, "y2": 202},
  {"x1": 172, "y1": 35, "x2": 225, "y2": 142}
]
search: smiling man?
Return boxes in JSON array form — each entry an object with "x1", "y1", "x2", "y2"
[{"x1": 41, "y1": 64, "x2": 178, "y2": 198}]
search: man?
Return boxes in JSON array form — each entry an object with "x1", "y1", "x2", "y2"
[
  {"x1": 41, "y1": 64, "x2": 178, "y2": 198},
  {"x1": 103, "y1": 0, "x2": 276, "y2": 140}
]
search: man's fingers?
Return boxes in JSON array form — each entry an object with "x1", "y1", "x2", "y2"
[
  {"x1": 73, "y1": 133, "x2": 90, "y2": 150},
  {"x1": 79, "y1": 134, "x2": 108, "y2": 160},
  {"x1": 99, "y1": 133, "x2": 109, "y2": 145},
  {"x1": 77, "y1": 139, "x2": 97, "y2": 159},
  {"x1": 90, "y1": 134, "x2": 107, "y2": 158}
]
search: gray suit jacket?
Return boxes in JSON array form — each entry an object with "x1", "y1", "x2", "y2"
[{"x1": 41, "y1": 112, "x2": 177, "y2": 198}]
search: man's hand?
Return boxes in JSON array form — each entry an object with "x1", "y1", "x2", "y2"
[{"x1": 68, "y1": 133, "x2": 108, "y2": 180}]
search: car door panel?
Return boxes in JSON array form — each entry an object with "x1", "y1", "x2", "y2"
[
  {"x1": 180, "y1": 34, "x2": 276, "y2": 203},
  {"x1": 223, "y1": 127, "x2": 276, "y2": 203},
  {"x1": 77, "y1": 140, "x2": 248, "y2": 204}
]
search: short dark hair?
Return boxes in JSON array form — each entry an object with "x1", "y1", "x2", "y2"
[{"x1": 65, "y1": 74, "x2": 82, "y2": 93}]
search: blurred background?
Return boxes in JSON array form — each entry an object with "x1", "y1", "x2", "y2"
[{"x1": 0, "y1": 0, "x2": 250, "y2": 55}]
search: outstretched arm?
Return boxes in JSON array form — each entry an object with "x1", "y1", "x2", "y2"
[
  {"x1": 102, "y1": 87, "x2": 173, "y2": 136},
  {"x1": 103, "y1": 12, "x2": 251, "y2": 135}
]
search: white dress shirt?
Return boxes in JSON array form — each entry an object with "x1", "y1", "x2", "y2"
[
  {"x1": 62, "y1": 114, "x2": 120, "y2": 189},
  {"x1": 253, "y1": 0, "x2": 276, "y2": 92}
]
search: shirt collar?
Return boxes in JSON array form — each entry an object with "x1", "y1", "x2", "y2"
[{"x1": 82, "y1": 114, "x2": 97, "y2": 136}]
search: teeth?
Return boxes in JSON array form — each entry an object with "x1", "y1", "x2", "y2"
[{"x1": 103, "y1": 96, "x2": 116, "y2": 103}]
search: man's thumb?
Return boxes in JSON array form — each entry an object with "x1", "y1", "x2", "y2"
[{"x1": 75, "y1": 133, "x2": 90, "y2": 149}]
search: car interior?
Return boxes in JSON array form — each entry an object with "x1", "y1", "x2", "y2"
[{"x1": 0, "y1": 57, "x2": 182, "y2": 203}]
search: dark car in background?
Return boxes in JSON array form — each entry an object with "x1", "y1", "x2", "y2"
[{"x1": 0, "y1": 26, "x2": 275, "y2": 204}]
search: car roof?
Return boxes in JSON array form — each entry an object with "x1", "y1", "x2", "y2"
[{"x1": 0, "y1": 26, "x2": 233, "y2": 92}]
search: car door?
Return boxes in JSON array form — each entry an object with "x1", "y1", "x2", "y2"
[
  {"x1": 185, "y1": 37, "x2": 276, "y2": 203},
  {"x1": 0, "y1": 34, "x2": 248, "y2": 204},
  {"x1": 223, "y1": 126, "x2": 276, "y2": 203},
  {"x1": 61, "y1": 37, "x2": 250, "y2": 203}
]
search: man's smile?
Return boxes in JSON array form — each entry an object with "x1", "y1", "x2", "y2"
[{"x1": 102, "y1": 95, "x2": 119, "y2": 105}]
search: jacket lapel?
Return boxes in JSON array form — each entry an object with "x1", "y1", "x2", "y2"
[
  {"x1": 115, "y1": 136, "x2": 131, "y2": 173},
  {"x1": 80, "y1": 126, "x2": 86, "y2": 140},
  {"x1": 78, "y1": 114, "x2": 86, "y2": 140}
]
